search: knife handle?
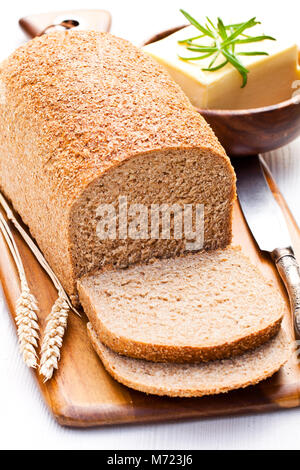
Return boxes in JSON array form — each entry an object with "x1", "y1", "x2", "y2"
[
  {"x1": 19, "y1": 10, "x2": 111, "y2": 38},
  {"x1": 271, "y1": 247, "x2": 300, "y2": 337}
]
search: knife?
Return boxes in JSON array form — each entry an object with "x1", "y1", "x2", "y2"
[
  {"x1": 234, "y1": 154, "x2": 300, "y2": 337},
  {"x1": 263, "y1": 144, "x2": 300, "y2": 231}
]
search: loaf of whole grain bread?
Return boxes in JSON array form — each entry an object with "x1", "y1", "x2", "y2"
[{"x1": 0, "y1": 30, "x2": 235, "y2": 305}]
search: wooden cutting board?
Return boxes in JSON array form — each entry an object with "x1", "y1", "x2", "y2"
[{"x1": 0, "y1": 173, "x2": 300, "y2": 427}]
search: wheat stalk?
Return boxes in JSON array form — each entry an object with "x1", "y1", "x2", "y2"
[
  {"x1": 0, "y1": 213, "x2": 39, "y2": 368},
  {"x1": 39, "y1": 289, "x2": 69, "y2": 381},
  {"x1": 0, "y1": 192, "x2": 80, "y2": 317},
  {"x1": 0, "y1": 192, "x2": 79, "y2": 379}
]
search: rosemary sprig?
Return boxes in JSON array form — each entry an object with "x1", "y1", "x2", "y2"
[{"x1": 178, "y1": 10, "x2": 276, "y2": 87}]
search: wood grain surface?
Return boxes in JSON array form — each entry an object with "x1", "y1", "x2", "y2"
[
  {"x1": 0, "y1": 172, "x2": 300, "y2": 427},
  {"x1": 0, "y1": 1, "x2": 299, "y2": 449}
]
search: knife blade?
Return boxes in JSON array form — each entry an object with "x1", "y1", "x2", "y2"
[
  {"x1": 234, "y1": 154, "x2": 300, "y2": 337},
  {"x1": 263, "y1": 143, "x2": 300, "y2": 231},
  {"x1": 235, "y1": 156, "x2": 292, "y2": 252}
]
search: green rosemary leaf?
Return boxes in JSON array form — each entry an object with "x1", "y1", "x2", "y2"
[
  {"x1": 222, "y1": 17, "x2": 259, "y2": 45},
  {"x1": 226, "y1": 21, "x2": 261, "y2": 29},
  {"x1": 222, "y1": 49, "x2": 249, "y2": 87},
  {"x1": 178, "y1": 51, "x2": 215, "y2": 61},
  {"x1": 225, "y1": 23, "x2": 242, "y2": 29},
  {"x1": 179, "y1": 9, "x2": 215, "y2": 38},
  {"x1": 202, "y1": 59, "x2": 229, "y2": 71},
  {"x1": 178, "y1": 11, "x2": 276, "y2": 87},
  {"x1": 237, "y1": 51, "x2": 269, "y2": 56},
  {"x1": 205, "y1": 23, "x2": 213, "y2": 34},
  {"x1": 235, "y1": 35, "x2": 276, "y2": 44},
  {"x1": 208, "y1": 51, "x2": 220, "y2": 68},
  {"x1": 226, "y1": 22, "x2": 247, "y2": 29},
  {"x1": 187, "y1": 46, "x2": 218, "y2": 52},
  {"x1": 206, "y1": 17, "x2": 217, "y2": 32},
  {"x1": 222, "y1": 49, "x2": 249, "y2": 71},
  {"x1": 178, "y1": 34, "x2": 205, "y2": 44},
  {"x1": 217, "y1": 17, "x2": 227, "y2": 41}
]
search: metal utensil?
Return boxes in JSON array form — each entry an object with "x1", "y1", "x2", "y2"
[
  {"x1": 263, "y1": 147, "x2": 300, "y2": 231},
  {"x1": 234, "y1": 154, "x2": 300, "y2": 336},
  {"x1": 19, "y1": 9, "x2": 111, "y2": 38}
]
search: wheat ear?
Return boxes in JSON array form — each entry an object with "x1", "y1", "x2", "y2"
[
  {"x1": 0, "y1": 192, "x2": 78, "y2": 379},
  {"x1": 15, "y1": 280, "x2": 39, "y2": 368},
  {"x1": 39, "y1": 289, "x2": 69, "y2": 381},
  {"x1": 0, "y1": 192, "x2": 80, "y2": 317},
  {"x1": 0, "y1": 213, "x2": 39, "y2": 368}
]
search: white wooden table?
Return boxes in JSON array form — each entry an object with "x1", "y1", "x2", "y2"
[{"x1": 1, "y1": 0, "x2": 300, "y2": 450}]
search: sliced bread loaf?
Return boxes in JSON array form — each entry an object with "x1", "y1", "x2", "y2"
[
  {"x1": 78, "y1": 247, "x2": 285, "y2": 363},
  {"x1": 87, "y1": 323, "x2": 290, "y2": 397},
  {"x1": 0, "y1": 30, "x2": 235, "y2": 306}
]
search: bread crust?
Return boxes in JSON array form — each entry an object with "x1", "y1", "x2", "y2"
[
  {"x1": 80, "y1": 280, "x2": 282, "y2": 363},
  {"x1": 87, "y1": 323, "x2": 290, "y2": 397},
  {"x1": 78, "y1": 246, "x2": 285, "y2": 363},
  {"x1": 0, "y1": 30, "x2": 235, "y2": 303}
]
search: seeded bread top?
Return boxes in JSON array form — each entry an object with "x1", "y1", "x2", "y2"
[
  {"x1": 0, "y1": 30, "x2": 235, "y2": 302},
  {"x1": 0, "y1": 30, "x2": 230, "y2": 208}
]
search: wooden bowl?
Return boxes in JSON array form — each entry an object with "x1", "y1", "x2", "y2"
[{"x1": 144, "y1": 27, "x2": 300, "y2": 156}]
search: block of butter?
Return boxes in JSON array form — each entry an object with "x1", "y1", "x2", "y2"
[{"x1": 143, "y1": 25, "x2": 300, "y2": 110}]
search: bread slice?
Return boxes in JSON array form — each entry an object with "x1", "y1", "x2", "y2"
[
  {"x1": 87, "y1": 323, "x2": 290, "y2": 397},
  {"x1": 78, "y1": 247, "x2": 285, "y2": 363},
  {"x1": 0, "y1": 30, "x2": 235, "y2": 306}
]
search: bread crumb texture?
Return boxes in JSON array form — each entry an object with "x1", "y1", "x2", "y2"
[
  {"x1": 88, "y1": 323, "x2": 290, "y2": 397},
  {"x1": 79, "y1": 246, "x2": 285, "y2": 362}
]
